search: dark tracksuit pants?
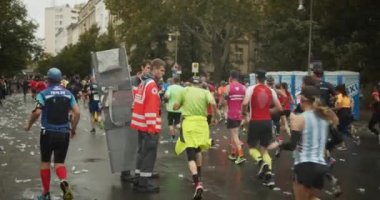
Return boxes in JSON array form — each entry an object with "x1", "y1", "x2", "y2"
[
  {"x1": 136, "y1": 131, "x2": 159, "y2": 177},
  {"x1": 368, "y1": 112, "x2": 380, "y2": 135}
]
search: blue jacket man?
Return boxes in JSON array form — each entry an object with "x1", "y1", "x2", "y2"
[{"x1": 25, "y1": 68, "x2": 80, "y2": 200}]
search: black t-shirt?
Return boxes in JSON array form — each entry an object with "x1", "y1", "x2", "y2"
[
  {"x1": 317, "y1": 80, "x2": 335, "y2": 108},
  {"x1": 88, "y1": 83, "x2": 100, "y2": 102},
  {"x1": 22, "y1": 80, "x2": 29, "y2": 90},
  {"x1": 67, "y1": 80, "x2": 82, "y2": 96}
]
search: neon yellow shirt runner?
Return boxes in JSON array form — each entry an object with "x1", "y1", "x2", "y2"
[
  {"x1": 175, "y1": 86, "x2": 215, "y2": 155},
  {"x1": 165, "y1": 84, "x2": 184, "y2": 113},
  {"x1": 177, "y1": 86, "x2": 214, "y2": 116}
]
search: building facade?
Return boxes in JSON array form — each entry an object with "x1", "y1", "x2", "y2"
[
  {"x1": 77, "y1": 0, "x2": 97, "y2": 35},
  {"x1": 46, "y1": 0, "x2": 116, "y2": 54},
  {"x1": 44, "y1": 4, "x2": 80, "y2": 55}
]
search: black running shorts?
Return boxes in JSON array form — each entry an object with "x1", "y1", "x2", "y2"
[
  {"x1": 294, "y1": 162, "x2": 328, "y2": 189},
  {"x1": 167, "y1": 112, "x2": 181, "y2": 126},
  {"x1": 40, "y1": 130, "x2": 70, "y2": 163},
  {"x1": 247, "y1": 120, "x2": 272, "y2": 147},
  {"x1": 207, "y1": 115, "x2": 212, "y2": 125},
  {"x1": 282, "y1": 110, "x2": 291, "y2": 118},
  {"x1": 227, "y1": 119, "x2": 241, "y2": 129}
]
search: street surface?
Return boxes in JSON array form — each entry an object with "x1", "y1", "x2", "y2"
[{"x1": 0, "y1": 94, "x2": 380, "y2": 200}]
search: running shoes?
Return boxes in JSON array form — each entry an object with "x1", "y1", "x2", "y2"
[
  {"x1": 193, "y1": 182, "x2": 204, "y2": 200},
  {"x1": 37, "y1": 193, "x2": 51, "y2": 200},
  {"x1": 60, "y1": 181, "x2": 73, "y2": 200},
  {"x1": 228, "y1": 154, "x2": 237, "y2": 161},
  {"x1": 257, "y1": 160, "x2": 269, "y2": 180},
  {"x1": 234, "y1": 157, "x2": 247, "y2": 165}
]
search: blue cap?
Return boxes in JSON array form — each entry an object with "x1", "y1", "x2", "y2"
[{"x1": 47, "y1": 68, "x2": 62, "y2": 81}]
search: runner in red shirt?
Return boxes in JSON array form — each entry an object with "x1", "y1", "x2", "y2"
[
  {"x1": 201, "y1": 78, "x2": 216, "y2": 124},
  {"x1": 36, "y1": 79, "x2": 48, "y2": 93},
  {"x1": 368, "y1": 82, "x2": 380, "y2": 144},
  {"x1": 277, "y1": 82, "x2": 294, "y2": 135},
  {"x1": 242, "y1": 69, "x2": 282, "y2": 188},
  {"x1": 29, "y1": 78, "x2": 37, "y2": 99}
]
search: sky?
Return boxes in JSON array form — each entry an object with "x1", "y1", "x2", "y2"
[{"x1": 22, "y1": 0, "x2": 87, "y2": 39}]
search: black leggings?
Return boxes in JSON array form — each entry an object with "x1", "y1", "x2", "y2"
[
  {"x1": 326, "y1": 126, "x2": 344, "y2": 151},
  {"x1": 186, "y1": 147, "x2": 201, "y2": 161}
]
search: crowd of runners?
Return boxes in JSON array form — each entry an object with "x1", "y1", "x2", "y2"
[{"x1": 0, "y1": 59, "x2": 377, "y2": 200}]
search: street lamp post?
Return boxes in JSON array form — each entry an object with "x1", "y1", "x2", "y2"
[
  {"x1": 168, "y1": 31, "x2": 180, "y2": 77},
  {"x1": 168, "y1": 31, "x2": 180, "y2": 65},
  {"x1": 298, "y1": 0, "x2": 313, "y2": 75}
]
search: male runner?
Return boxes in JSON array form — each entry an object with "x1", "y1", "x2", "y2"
[
  {"x1": 173, "y1": 76, "x2": 218, "y2": 200},
  {"x1": 25, "y1": 68, "x2": 80, "y2": 200},
  {"x1": 225, "y1": 70, "x2": 246, "y2": 164},
  {"x1": 164, "y1": 76, "x2": 184, "y2": 142},
  {"x1": 87, "y1": 77, "x2": 102, "y2": 133},
  {"x1": 368, "y1": 82, "x2": 380, "y2": 144},
  {"x1": 243, "y1": 69, "x2": 282, "y2": 187}
]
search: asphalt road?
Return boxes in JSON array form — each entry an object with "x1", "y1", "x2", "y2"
[{"x1": 0, "y1": 94, "x2": 379, "y2": 200}]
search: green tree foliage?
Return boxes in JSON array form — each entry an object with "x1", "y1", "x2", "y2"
[
  {"x1": 0, "y1": 0, "x2": 41, "y2": 75},
  {"x1": 106, "y1": 0, "x2": 258, "y2": 82},
  {"x1": 37, "y1": 25, "x2": 119, "y2": 77},
  {"x1": 255, "y1": 0, "x2": 380, "y2": 84},
  {"x1": 253, "y1": 0, "x2": 315, "y2": 71},
  {"x1": 315, "y1": 0, "x2": 380, "y2": 84}
]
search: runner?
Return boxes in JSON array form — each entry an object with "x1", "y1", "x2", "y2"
[
  {"x1": 24, "y1": 68, "x2": 80, "y2": 200},
  {"x1": 334, "y1": 84, "x2": 354, "y2": 150},
  {"x1": 87, "y1": 77, "x2": 102, "y2": 133},
  {"x1": 29, "y1": 77, "x2": 37, "y2": 99},
  {"x1": 81, "y1": 77, "x2": 89, "y2": 106},
  {"x1": 67, "y1": 76, "x2": 82, "y2": 101},
  {"x1": 0, "y1": 77, "x2": 5, "y2": 105},
  {"x1": 173, "y1": 76, "x2": 218, "y2": 200},
  {"x1": 60, "y1": 75, "x2": 69, "y2": 88},
  {"x1": 368, "y1": 82, "x2": 380, "y2": 144},
  {"x1": 22, "y1": 77, "x2": 29, "y2": 99},
  {"x1": 313, "y1": 65, "x2": 335, "y2": 107},
  {"x1": 269, "y1": 86, "x2": 339, "y2": 200},
  {"x1": 35, "y1": 76, "x2": 47, "y2": 94},
  {"x1": 266, "y1": 76, "x2": 281, "y2": 136},
  {"x1": 164, "y1": 76, "x2": 184, "y2": 142},
  {"x1": 130, "y1": 58, "x2": 165, "y2": 193},
  {"x1": 278, "y1": 82, "x2": 294, "y2": 135},
  {"x1": 242, "y1": 69, "x2": 282, "y2": 188},
  {"x1": 200, "y1": 76, "x2": 216, "y2": 124},
  {"x1": 225, "y1": 70, "x2": 247, "y2": 165},
  {"x1": 218, "y1": 81, "x2": 228, "y2": 122}
]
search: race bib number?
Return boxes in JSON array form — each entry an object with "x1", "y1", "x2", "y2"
[{"x1": 93, "y1": 94, "x2": 100, "y2": 101}]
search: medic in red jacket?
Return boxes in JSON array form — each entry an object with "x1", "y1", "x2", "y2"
[{"x1": 130, "y1": 75, "x2": 161, "y2": 134}]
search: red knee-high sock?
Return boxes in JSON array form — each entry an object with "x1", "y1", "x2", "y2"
[
  {"x1": 55, "y1": 166, "x2": 67, "y2": 181},
  {"x1": 40, "y1": 169, "x2": 51, "y2": 195}
]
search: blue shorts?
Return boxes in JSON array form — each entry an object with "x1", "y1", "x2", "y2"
[{"x1": 89, "y1": 101, "x2": 100, "y2": 113}]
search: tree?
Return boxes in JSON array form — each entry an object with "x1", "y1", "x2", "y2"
[
  {"x1": 0, "y1": 0, "x2": 40, "y2": 75},
  {"x1": 254, "y1": 0, "x2": 380, "y2": 85},
  {"x1": 314, "y1": 0, "x2": 380, "y2": 84},
  {"x1": 37, "y1": 25, "x2": 120, "y2": 77},
  {"x1": 105, "y1": 0, "x2": 258, "y2": 82}
]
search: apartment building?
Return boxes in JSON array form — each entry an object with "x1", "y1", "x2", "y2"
[{"x1": 44, "y1": 4, "x2": 80, "y2": 55}]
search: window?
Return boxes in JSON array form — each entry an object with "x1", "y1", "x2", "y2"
[{"x1": 234, "y1": 47, "x2": 244, "y2": 64}]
